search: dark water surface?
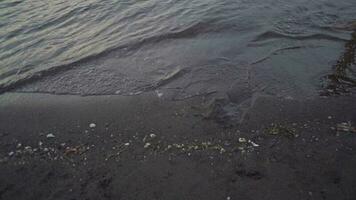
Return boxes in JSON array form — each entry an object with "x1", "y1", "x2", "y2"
[{"x1": 0, "y1": 0, "x2": 355, "y2": 98}]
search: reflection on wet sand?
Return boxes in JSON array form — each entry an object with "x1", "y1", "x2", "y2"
[{"x1": 323, "y1": 23, "x2": 356, "y2": 95}]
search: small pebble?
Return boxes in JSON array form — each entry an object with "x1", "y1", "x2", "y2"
[
  {"x1": 89, "y1": 123, "x2": 96, "y2": 128},
  {"x1": 46, "y1": 133, "x2": 55, "y2": 138},
  {"x1": 144, "y1": 143, "x2": 151, "y2": 148},
  {"x1": 8, "y1": 151, "x2": 14, "y2": 157},
  {"x1": 124, "y1": 143, "x2": 130, "y2": 146}
]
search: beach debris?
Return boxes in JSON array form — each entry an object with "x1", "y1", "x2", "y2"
[
  {"x1": 124, "y1": 143, "x2": 130, "y2": 146},
  {"x1": 89, "y1": 123, "x2": 96, "y2": 128},
  {"x1": 8, "y1": 151, "x2": 14, "y2": 157},
  {"x1": 64, "y1": 146, "x2": 86, "y2": 156},
  {"x1": 16, "y1": 143, "x2": 22, "y2": 148},
  {"x1": 239, "y1": 138, "x2": 247, "y2": 143},
  {"x1": 267, "y1": 123, "x2": 296, "y2": 138},
  {"x1": 46, "y1": 133, "x2": 55, "y2": 138},
  {"x1": 336, "y1": 121, "x2": 356, "y2": 133},
  {"x1": 149, "y1": 133, "x2": 157, "y2": 138}
]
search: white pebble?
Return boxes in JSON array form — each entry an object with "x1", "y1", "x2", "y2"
[
  {"x1": 89, "y1": 123, "x2": 96, "y2": 128},
  {"x1": 8, "y1": 151, "x2": 14, "y2": 156},
  {"x1": 144, "y1": 143, "x2": 151, "y2": 148}
]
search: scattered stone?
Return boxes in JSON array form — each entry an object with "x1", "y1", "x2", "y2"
[
  {"x1": 8, "y1": 151, "x2": 14, "y2": 157},
  {"x1": 328, "y1": 116, "x2": 332, "y2": 119},
  {"x1": 38, "y1": 141, "x2": 43, "y2": 146},
  {"x1": 46, "y1": 133, "x2": 55, "y2": 138},
  {"x1": 43, "y1": 148, "x2": 49, "y2": 152},
  {"x1": 89, "y1": 123, "x2": 96, "y2": 128},
  {"x1": 124, "y1": 143, "x2": 130, "y2": 146},
  {"x1": 16, "y1": 143, "x2": 22, "y2": 148},
  {"x1": 149, "y1": 133, "x2": 157, "y2": 138}
]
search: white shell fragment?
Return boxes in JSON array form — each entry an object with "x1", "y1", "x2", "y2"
[
  {"x1": 249, "y1": 140, "x2": 260, "y2": 147},
  {"x1": 46, "y1": 133, "x2": 55, "y2": 138},
  {"x1": 238, "y1": 137, "x2": 247, "y2": 143}
]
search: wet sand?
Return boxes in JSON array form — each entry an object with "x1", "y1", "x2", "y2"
[{"x1": 0, "y1": 92, "x2": 355, "y2": 200}]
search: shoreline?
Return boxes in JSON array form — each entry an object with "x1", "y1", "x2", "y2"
[{"x1": 0, "y1": 92, "x2": 355, "y2": 199}]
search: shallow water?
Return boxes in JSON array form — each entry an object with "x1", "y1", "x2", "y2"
[{"x1": 0, "y1": 0, "x2": 355, "y2": 97}]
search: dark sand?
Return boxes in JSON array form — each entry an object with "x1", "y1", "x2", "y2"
[{"x1": 0, "y1": 92, "x2": 356, "y2": 200}]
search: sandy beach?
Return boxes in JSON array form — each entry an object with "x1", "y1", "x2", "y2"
[{"x1": 0, "y1": 92, "x2": 355, "y2": 200}]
